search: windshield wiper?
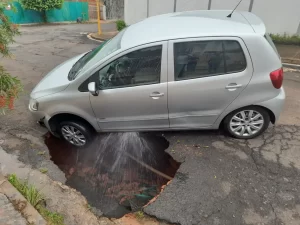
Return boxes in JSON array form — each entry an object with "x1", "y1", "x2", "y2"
[
  {"x1": 68, "y1": 41, "x2": 108, "y2": 81},
  {"x1": 68, "y1": 52, "x2": 90, "y2": 81}
]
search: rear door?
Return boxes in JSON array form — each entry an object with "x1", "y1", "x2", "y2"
[{"x1": 167, "y1": 37, "x2": 253, "y2": 129}]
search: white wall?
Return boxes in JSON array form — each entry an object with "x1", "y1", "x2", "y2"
[
  {"x1": 176, "y1": 0, "x2": 209, "y2": 12},
  {"x1": 211, "y1": 0, "x2": 250, "y2": 11},
  {"x1": 124, "y1": 0, "x2": 300, "y2": 34},
  {"x1": 149, "y1": 0, "x2": 174, "y2": 16},
  {"x1": 251, "y1": 0, "x2": 300, "y2": 34},
  {"x1": 124, "y1": 0, "x2": 147, "y2": 25}
]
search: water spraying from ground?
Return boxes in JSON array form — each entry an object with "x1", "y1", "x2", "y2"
[{"x1": 45, "y1": 132, "x2": 180, "y2": 218}]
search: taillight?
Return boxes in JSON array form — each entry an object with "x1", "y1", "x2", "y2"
[{"x1": 270, "y1": 68, "x2": 283, "y2": 89}]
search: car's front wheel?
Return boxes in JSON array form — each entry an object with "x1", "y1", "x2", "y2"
[
  {"x1": 224, "y1": 106, "x2": 270, "y2": 139},
  {"x1": 58, "y1": 121, "x2": 94, "y2": 147}
]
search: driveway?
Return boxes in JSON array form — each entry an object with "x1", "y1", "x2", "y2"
[{"x1": 0, "y1": 24, "x2": 300, "y2": 225}]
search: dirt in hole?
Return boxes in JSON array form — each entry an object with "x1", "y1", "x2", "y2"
[{"x1": 45, "y1": 132, "x2": 180, "y2": 218}]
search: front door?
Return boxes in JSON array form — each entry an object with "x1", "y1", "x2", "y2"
[
  {"x1": 89, "y1": 42, "x2": 169, "y2": 131},
  {"x1": 167, "y1": 37, "x2": 253, "y2": 129}
]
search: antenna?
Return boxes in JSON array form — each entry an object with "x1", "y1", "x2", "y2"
[{"x1": 227, "y1": 0, "x2": 243, "y2": 18}]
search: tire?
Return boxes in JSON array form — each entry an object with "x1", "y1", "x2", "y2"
[
  {"x1": 58, "y1": 121, "x2": 94, "y2": 147},
  {"x1": 224, "y1": 106, "x2": 270, "y2": 139}
]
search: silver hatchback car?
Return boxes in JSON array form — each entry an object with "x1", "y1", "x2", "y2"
[{"x1": 29, "y1": 10, "x2": 285, "y2": 147}]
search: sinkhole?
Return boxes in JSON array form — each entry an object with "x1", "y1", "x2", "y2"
[{"x1": 45, "y1": 132, "x2": 180, "y2": 218}]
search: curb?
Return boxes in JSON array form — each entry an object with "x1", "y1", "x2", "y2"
[
  {"x1": 87, "y1": 33, "x2": 104, "y2": 43},
  {"x1": 0, "y1": 174, "x2": 46, "y2": 225},
  {"x1": 283, "y1": 63, "x2": 300, "y2": 70},
  {"x1": 19, "y1": 20, "x2": 116, "y2": 27},
  {"x1": 19, "y1": 21, "x2": 98, "y2": 27},
  {"x1": 88, "y1": 31, "x2": 118, "y2": 41}
]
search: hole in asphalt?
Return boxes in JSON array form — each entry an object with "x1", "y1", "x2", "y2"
[{"x1": 45, "y1": 132, "x2": 180, "y2": 218}]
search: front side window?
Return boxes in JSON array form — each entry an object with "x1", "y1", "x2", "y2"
[
  {"x1": 80, "y1": 45, "x2": 162, "y2": 91},
  {"x1": 174, "y1": 40, "x2": 246, "y2": 81}
]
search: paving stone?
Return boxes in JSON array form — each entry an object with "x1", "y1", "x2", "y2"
[{"x1": 0, "y1": 193, "x2": 27, "y2": 225}]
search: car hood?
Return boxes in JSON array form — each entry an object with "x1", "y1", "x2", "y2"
[{"x1": 30, "y1": 53, "x2": 85, "y2": 99}]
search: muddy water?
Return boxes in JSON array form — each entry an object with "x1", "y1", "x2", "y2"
[{"x1": 45, "y1": 132, "x2": 180, "y2": 218}]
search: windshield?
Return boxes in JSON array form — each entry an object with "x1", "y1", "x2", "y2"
[{"x1": 68, "y1": 29, "x2": 126, "y2": 81}]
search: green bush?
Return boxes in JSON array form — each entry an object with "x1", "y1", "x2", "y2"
[
  {"x1": 0, "y1": 1, "x2": 22, "y2": 114},
  {"x1": 21, "y1": 0, "x2": 64, "y2": 22},
  {"x1": 270, "y1": 33, "x2": 300, "y2": 46},
  {"x1": 116, "y1": 20, "x2": 127, "y2": 31}
]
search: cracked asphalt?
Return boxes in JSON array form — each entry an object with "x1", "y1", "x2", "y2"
[
  {"x1": 1, "y1": 24, "x2": 300, "y2": 225},
  {"x1": 145, "y1": 126, "x2": 300, "y2": 225}
]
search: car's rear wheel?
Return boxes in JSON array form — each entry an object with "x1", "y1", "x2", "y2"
[
  {"x1": 58, "y1": 121, "x2": 94, "y2": 147},
  {"x1": 224, "y1": 106, "x2": 270, "y2": 139}
]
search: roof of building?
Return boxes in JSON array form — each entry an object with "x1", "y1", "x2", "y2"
[{"x1": 121, "y1": 10, "x2": 266, "y2": 49}]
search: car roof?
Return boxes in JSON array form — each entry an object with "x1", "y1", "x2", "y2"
[{"x1": 121, "y1": 10, "x2": 266, "y2": 49}]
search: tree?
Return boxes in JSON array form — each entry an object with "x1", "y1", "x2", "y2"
[
  {"x1": 0, "y1": 1, "x2": 22, "y2": 113},
  {"x1": 21, "y1": 0, "x2": 64, "y2": 22}
]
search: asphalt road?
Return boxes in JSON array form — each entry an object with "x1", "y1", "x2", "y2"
[{"x1": 1, "y1": 24, "x2": 300, "y2": 225}]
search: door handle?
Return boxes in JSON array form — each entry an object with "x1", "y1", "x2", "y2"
[
  {"x1": 225, "y1": 84, "x2": 242, "y2": 90},
  {"x1": 150, "y1": 92, "x2": 164, "y2": 99}
]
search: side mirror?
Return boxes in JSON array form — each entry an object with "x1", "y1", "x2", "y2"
[{"x1": 88, "y1": 82, "x2": 99, "y2": 96}]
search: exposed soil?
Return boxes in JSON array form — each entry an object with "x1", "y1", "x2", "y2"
[{"x1": 45, "y1": 132, "x2": 180, "y2": 219}]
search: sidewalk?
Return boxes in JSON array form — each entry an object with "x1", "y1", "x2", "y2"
[
  {"x1": 0, "y1": 193, "x2": 27, "y2": 225},
  {"x1": 276, "y1": 44, "x2": 300, "y2": 65},
  {"x1": 0, "y1": 174, "x2": 46, "y2": 225}
]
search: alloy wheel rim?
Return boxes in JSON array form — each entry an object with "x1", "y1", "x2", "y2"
[
  {"x1": 229, "y1": 110, "x2": 264, "y2": 137},
  {"x1": 61, "y1": 125, "x2": 86, "y2": 146}
]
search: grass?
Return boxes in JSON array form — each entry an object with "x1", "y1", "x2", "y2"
[
  {"x1": 37, "y1": 151, "x2": 46, "y2": 155},
  {"x1": 87, "y1": 204, "x2": 92, "y2": 210},
  {"x1": 270, "y1": 33, "x2": 300, "y2": 46},
  {"x1": 38, "y1": 207, "x2": 64, "y2": 225},
  {"x1": 8, "y1": 174, "x2": 43, "y2": 207},
  {"x1": 8, "y1": 174, "x2": 64, "y2": 225},
  {"x1": 135, "y1": 211, "x2": 145, "y2": 220},
  {"x1": 39, "y1": 168, "x2": 48, "y2": 174}
]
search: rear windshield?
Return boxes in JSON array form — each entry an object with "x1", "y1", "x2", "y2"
[{"x1": 265, "y1": 34, "x2": 280, "y2": 57}]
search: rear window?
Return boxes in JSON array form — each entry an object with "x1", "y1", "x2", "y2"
[
  {"x1": 265, "y1": 34, "x2": 280, "y2": 57},
  {"x1": 173, "y1": 40, "x2": 247, "y2": 81},
  {"x1": 223, "y1": 40, "x2": 247, "y2": 73}
]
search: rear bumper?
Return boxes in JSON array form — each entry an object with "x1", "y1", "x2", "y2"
[{"x1": 257, "y1": 87, "x2": 285, "y2": 122}]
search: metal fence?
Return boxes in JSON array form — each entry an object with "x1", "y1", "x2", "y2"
[
  {"x1": 5, "y1": 1, "x2": 89, "y2": 24},
  {"x1": 77, "y1": 0, "x2": 124, "y2": 21},
  {"x1": 72, "y1": 0, "x2": 98, "y2": 21}
]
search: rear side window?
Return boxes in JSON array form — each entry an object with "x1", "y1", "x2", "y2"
[
  {"x1": 223, "y1": 40, "x2": 247, "y2": 73},
  {"x1": 174, "y1": 41, "x2": 225, "y2": 80},
  {"x1": 174, "y1": 40, "x2": 246, "y2": 81},
  {"x1": 265, "y1": 34, "x2": 280, "y2": 57}
]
